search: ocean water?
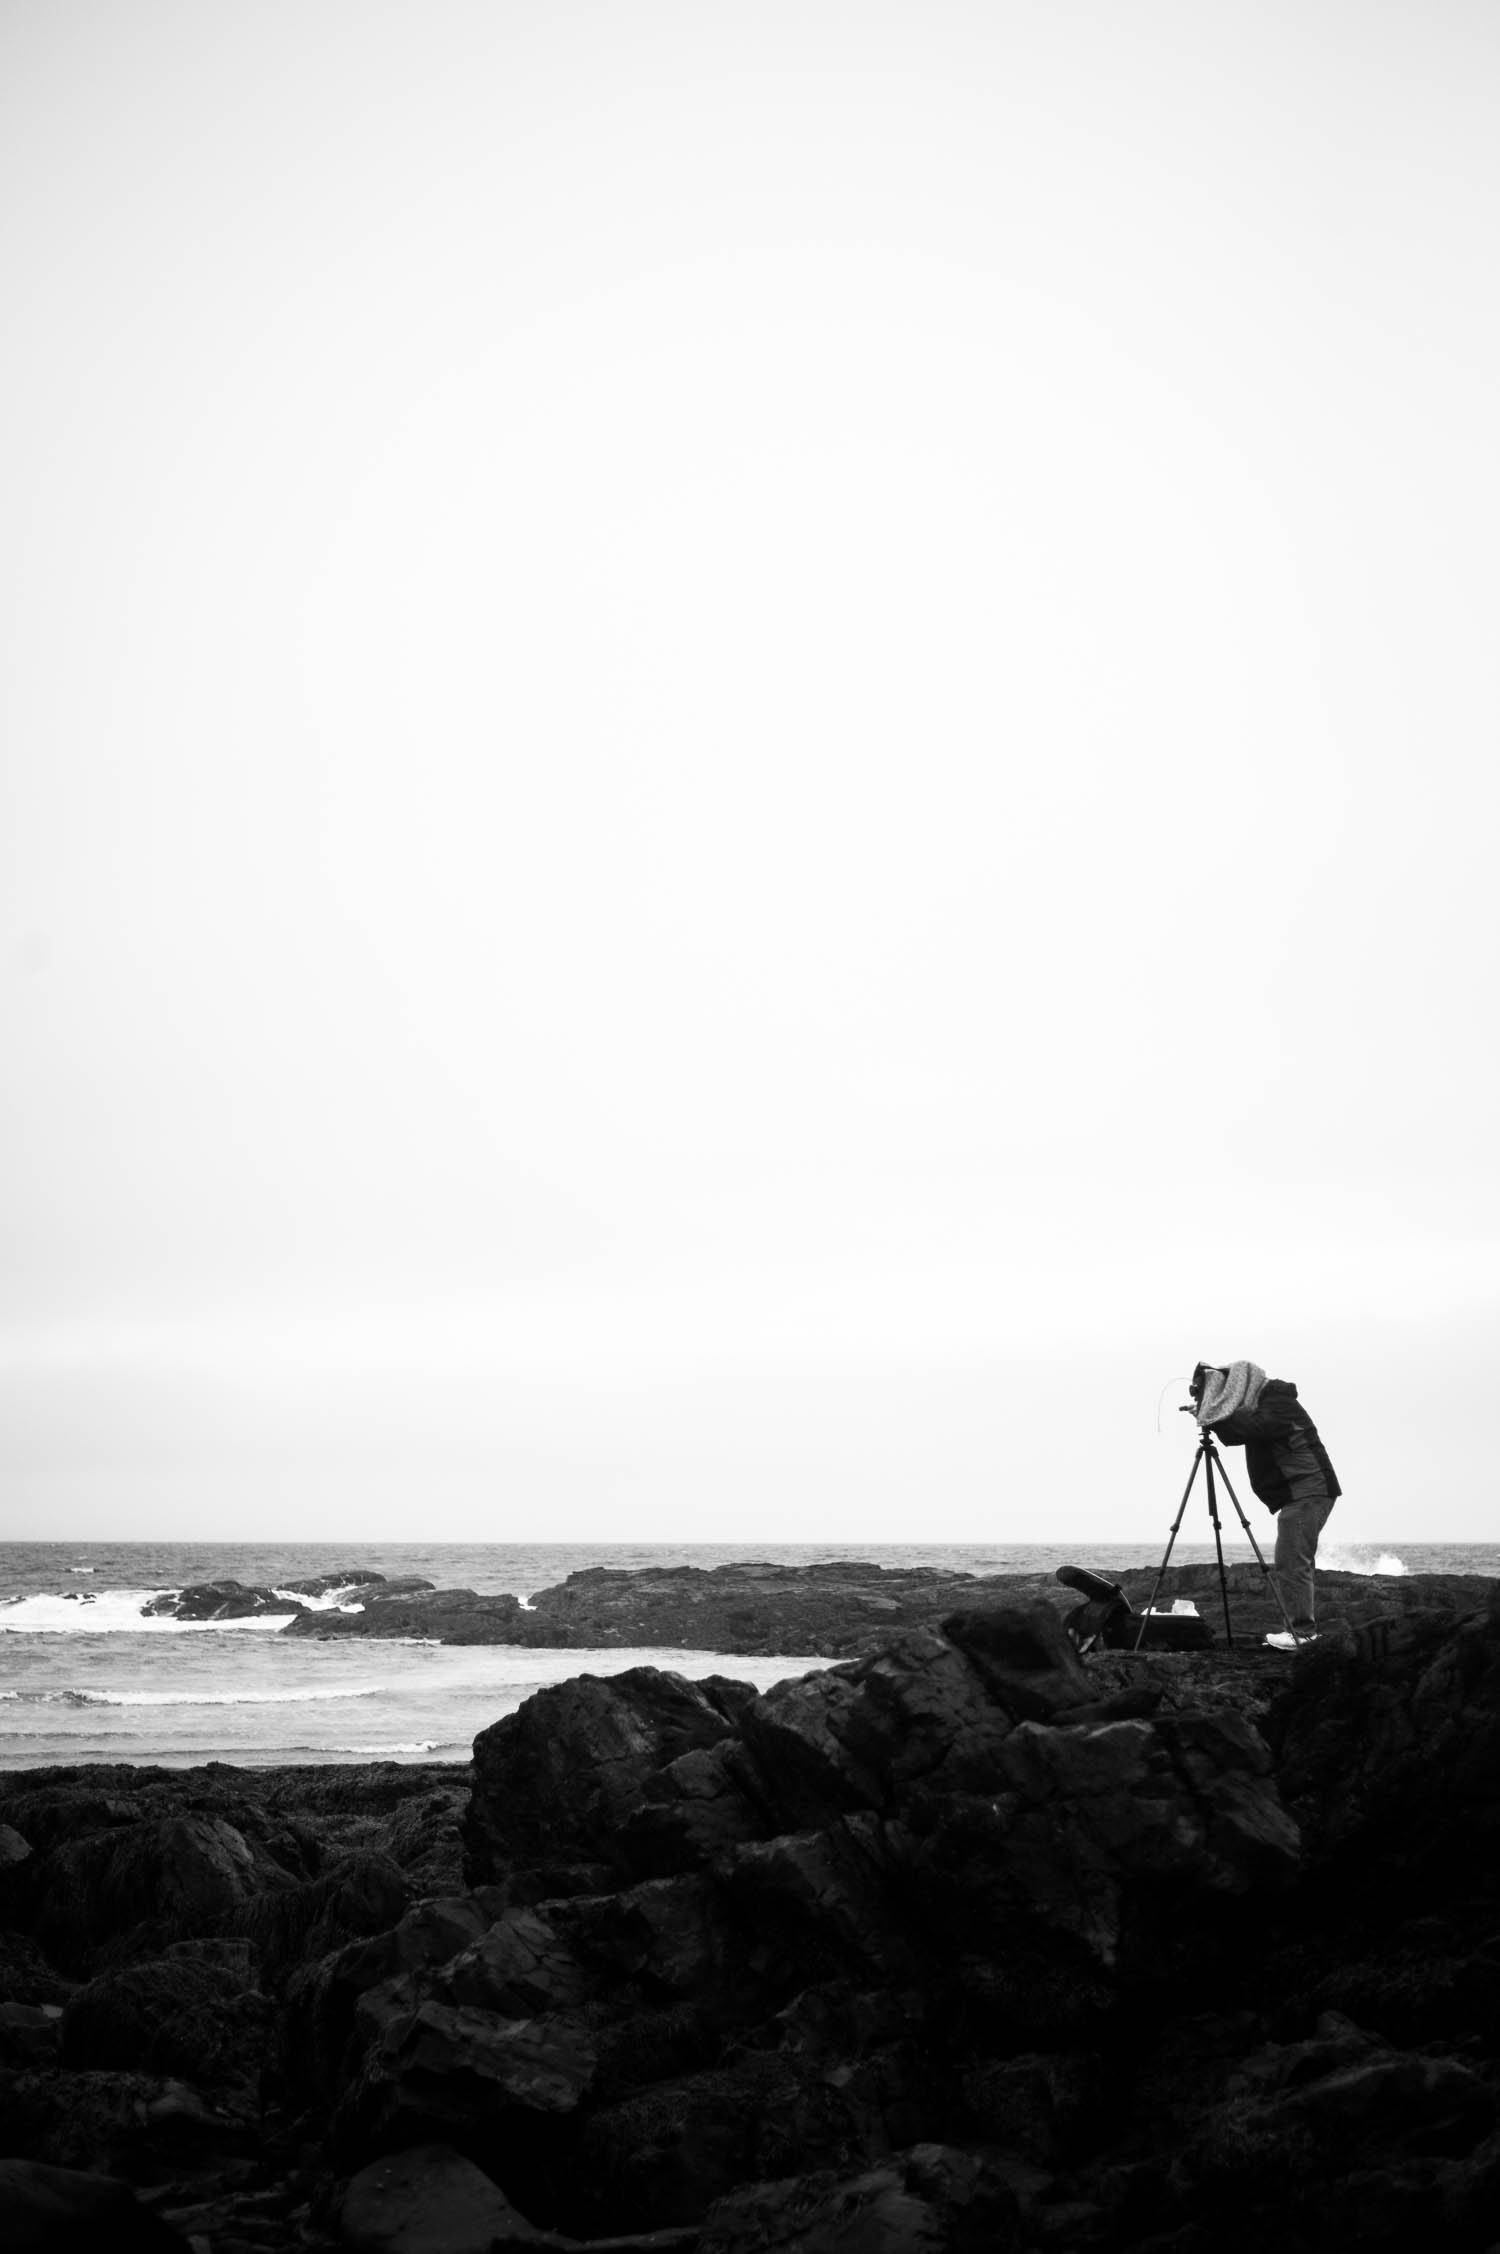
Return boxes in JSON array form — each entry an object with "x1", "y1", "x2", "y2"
[{"x1": 2, "y1": 1538, "x2": 1493, "y2": 1771}]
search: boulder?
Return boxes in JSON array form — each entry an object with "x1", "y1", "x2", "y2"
[
  {"x1": 733, "y1": 1614, "x2": 1087, "y2": 1834},
  {"x1": 617, "y1": 1742, "x2": 773, "y2": 1878},
  {"x1": 894, "y1": 1707, "x2": 1299, "y2": 1971},
  {"x1": 938, "y1": 1605, "x2": 1097, "y2": 1720},
  {"x1": 237, "y1": 1848, "x2": 411, "y2": 1981},
  {"x1": 29, "y1": 1813, "x2": 304, "y2": 1971},
  {"x1": 281, "y1": 1892, "x2": 506, "y2": 2110},
  {"x1": 0, "y1": 1786, "x2": 140, "y2": 1860},
  {"x1": 339, "y1": 2142, "x2": 548, "y2": 2252},
  {"x1": 425, "y1": 1906, "x2": 592, "y2": 2018},
  {"x1": 0, "y1": 1824, "x2": 32, "y2": 1871},
  {"x1": 60, "y1": 1949, "x2": 269, "y2": 2098},
  {"x1": 550, "y1": 1875, "x2": 747, "y2": 2013},
  {"x1": 463, "y1": 1670, "x2": 750, "y2": 1885},
  {"x1": 382, "y1": 1787, "x2": 470, "y2": 1896},
  {"x1": 1271, "y1": 1585, "x2": 1500, "y2": 1877},
  {"x1": 715, "y1": 1820, "x2": 914, "y2": 1990},
  {"x1": 334, "y1": 2000, "x2": 599, "y2": 2191}
]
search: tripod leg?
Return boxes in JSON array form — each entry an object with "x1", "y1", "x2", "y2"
[
  {"x1": 1213, "y1": 1457, "x2": 1299, "y2": 1637},
  {"x1": 1202, "y1": 1448, "x2": 1235, "y2": 1647},
  {"x1": 1135, "y1": 1446, "x2": 1204, "y2": 1651}
]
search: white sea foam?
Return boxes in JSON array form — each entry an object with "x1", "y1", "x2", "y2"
[
  {"x1": 269, "y1": 1584, "x2": 368, "y2": 1612},
  {"x1": 1323, "y1": 1548, "x2": 1408, "y2": 1577},
  {"x1": 325, "y1": 1740, "x2": 445, "y2": 1755},
  {"x1": 0, "y1": 1683, "x2": 385, "y2": 1708},
  {"x1": 0, "y1": 1576, "x2": 384, "y2": 1636},
  {"x1": 0, "y1": 1590, "x2": 297, "y2": 1634}
]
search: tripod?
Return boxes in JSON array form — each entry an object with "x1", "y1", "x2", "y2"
[{"x1": 1136, "y1": 1423, "x2": 1298, "y2": 1649}]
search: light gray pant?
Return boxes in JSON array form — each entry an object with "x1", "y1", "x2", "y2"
[{"x1": 1273, "y1": 1495, "x2": 1336, "y2": 1627}]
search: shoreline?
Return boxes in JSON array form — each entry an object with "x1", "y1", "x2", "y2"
[{"x1": 135, "y1": 1557, "x2": 1500, "y2": 1654}]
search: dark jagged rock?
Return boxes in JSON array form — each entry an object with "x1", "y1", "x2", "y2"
[
  {"x1": 282, "y1": 1587, "x2": 527, "y2": 1641},
  {"x1": 334, "y1": 1994, "x2": 600, "y2": 2165},
  {"x1": 274, "y1": 1556, "x2": 1500, "y2": 1660},
  {"x1": 27, "y1": 1811, "x2": 306, "y2": 1973},
  {"x1": 60, "y1": 1945, "x2": 270, "y2": 2098},
  {"x1": 332, "y1": 1608, "x2": 1304, "y2": 2232},
  {"x1": 1268, "y1": 1579, "x2": 1500, "y2": 1871},
  {"x1": 339, "y1": 2141, "x2": 551, "y2": 2251},
  {"x1": 139, "y1": 1577, "x2": 303, "y2": 1621},
  {"x1": 282, "y1": 1897, "x2": 487, "y2": 2118},
  {"x1": 462, "y1": 1669, "x2": 755, "y2": 1887},
  {"x1": 3, "y1": 1588, "x2": 1499, "y2": 2252},
  {"x1": 139, "y1": 1569, "x2": 429, "y2": 1622}
]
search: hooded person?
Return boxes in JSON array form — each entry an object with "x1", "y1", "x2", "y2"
[{"x1": 1190, "y1": 1360, "x2": 1341, "y2": 1648}]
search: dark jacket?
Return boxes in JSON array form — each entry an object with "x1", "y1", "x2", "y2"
[{"x1": 1209, "y1": 1378, "x2": 1340, "y2": 1514}]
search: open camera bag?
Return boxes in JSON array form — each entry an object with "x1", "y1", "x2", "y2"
[{"x1": 1056, "y1": 1565, "x2": 1214, "y2": 1653}]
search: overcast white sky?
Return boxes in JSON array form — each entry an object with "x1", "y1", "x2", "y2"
[{"x1": 3, "y1": 0, "x2": 1498, "y2": 1544}]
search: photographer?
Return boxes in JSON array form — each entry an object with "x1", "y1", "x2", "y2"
[{"x1": 1190, "y1": 1361, "x2": 1341, "y2": 1648}]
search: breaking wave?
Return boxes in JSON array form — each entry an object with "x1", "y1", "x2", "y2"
[
  {"x1": 2, "y1": 1590, "x2": 304, "y2": 1634},
  {"x1": 270, "y1": 1586, "x2": 367, "y2": 1612},
  {"x1": 324, "y1": 1740, "x2": 447, "y2": 1756},
  {"x1": 0, "y1": 1683, "x2": 385, "y2": 1708},
  {"x1": 1322, "y1": 1547, "x2": 1408, "y2": 1576}
]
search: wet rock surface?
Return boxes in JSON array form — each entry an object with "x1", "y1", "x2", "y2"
[
  {"x1": 1, "y1": 1581, "x2": 1498, "y2": 2251},
  {"x1": 141, "y1": 1572, "x2": 433, "y2": 1623}
]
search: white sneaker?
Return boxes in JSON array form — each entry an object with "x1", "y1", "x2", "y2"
[{"x1": 1264, "y1": 1629, "x2": 1318, "y2": 1651}]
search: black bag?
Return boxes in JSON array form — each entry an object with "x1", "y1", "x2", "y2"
[{"x1": 1056, "y1": 1565, "x2": 1213, "y2": 1653}]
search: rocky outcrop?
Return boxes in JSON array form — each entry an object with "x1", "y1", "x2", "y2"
[
  {"x1": 317, "y1": 1604, "x2": 1301, "y2": 2235},
  {"x1": 2, "y1": 1591, "x2": 1499, "y2": 2251},
  {"x1": 141, "y1": 1571, "x2": 431, "y2": 1622},
  {"x1": 127, "y1": 1556, "x2": 1497, "y2": 1650},
  {"x1": 278, "y1": 1557, "x2": 1500, "y2": 1656},
  {"x1": 281, "y1": 1587, "x2": 527, "y2": 1640}
]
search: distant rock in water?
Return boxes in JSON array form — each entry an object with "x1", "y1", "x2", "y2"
[
  {"x1": 140, "y1": 1570, "x2": 430, "y2": 1623},
  {"x1": 282, "y1": 1586, "x2": 527, "y2": 1641}
]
